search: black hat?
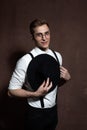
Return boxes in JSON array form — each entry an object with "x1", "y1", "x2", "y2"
[{"x1": 26, "y1": 54, "x2": 60, "y2": 93}]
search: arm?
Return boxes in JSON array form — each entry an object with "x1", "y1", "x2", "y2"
[
  {"x1": 8, "y1": 78, "x2": 52, "y2": 98},
  {"x1": 8, "y1": 88, "x2": 36, "y2": 98},
  {"x1": 8, "y1": 54, "x2": 53, "y2": 98}
]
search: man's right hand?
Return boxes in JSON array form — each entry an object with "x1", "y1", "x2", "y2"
[{"x1": 34, "y1": 78, "x2": 52, "y2": 97}]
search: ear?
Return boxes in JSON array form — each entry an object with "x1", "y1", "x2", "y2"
[{"x1": 31, "y1": 34, "x2": 35, "y2": 40}]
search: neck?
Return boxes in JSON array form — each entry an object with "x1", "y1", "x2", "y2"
[{"x1": 39, "y1": 47, "x2": 49, "y2": 51}]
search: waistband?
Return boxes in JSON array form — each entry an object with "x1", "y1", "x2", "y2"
[{"x1": 27, "y1": 104, "x2": 57, "y2": 112}]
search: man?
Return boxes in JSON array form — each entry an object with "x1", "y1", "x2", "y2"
[{"x1": 8, "y1": 19, "x2": 71, "y2": 130}]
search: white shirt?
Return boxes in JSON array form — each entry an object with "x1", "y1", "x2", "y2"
[{"x1": 8, "y1": 47, "x2": 62, "y2": 108}]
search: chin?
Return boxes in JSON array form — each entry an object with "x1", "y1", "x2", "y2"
[{"x1": 39, "y1": 46, "x2": 49, "y2": 51}]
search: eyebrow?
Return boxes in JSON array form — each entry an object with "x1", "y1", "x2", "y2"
[{"x1": 35, "y1": 31, "x2": 50, "y2": 34}]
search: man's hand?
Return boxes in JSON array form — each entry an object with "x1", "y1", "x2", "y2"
[
  {"x1": 60, "y1": 66, "x2": 71, "y2": 81},
  {"x1": 34, "y1": 78, "x2": 52, "y2": 97}
]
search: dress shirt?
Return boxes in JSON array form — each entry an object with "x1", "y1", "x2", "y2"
[{"x1": 8, "y1": 47, "x2": 62, "y2": 108}]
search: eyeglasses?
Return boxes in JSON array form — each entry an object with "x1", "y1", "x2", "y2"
[{"x1": 34, "y1": 31, "x2": 50, "y2": 38}]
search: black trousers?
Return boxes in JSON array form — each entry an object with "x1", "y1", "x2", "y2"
[{"x1": 24, "y1": 104, "x2": 58, "y2": 130}]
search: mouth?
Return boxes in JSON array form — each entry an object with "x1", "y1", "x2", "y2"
[{"x1": 41, "y1": 41, "x2": 48, "y2": 45}]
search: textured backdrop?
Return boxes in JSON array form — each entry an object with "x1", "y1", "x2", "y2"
[{"x1": 0, "y1": 0, "x2": 87, "y2": 129}]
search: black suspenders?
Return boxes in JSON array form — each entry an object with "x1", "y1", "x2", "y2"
[
  {"x1": 52, "y1": 50, "x2": 59, "y2": 63},
  {"x1": 28, "y1": 52, "x2": 34, "y2": 59},
  {"x1": 29, "y1": 50, "x2": 59, "y2": 62},
  {"x1": 28, "y1": 50, "x2": 59, "y2": 108}
]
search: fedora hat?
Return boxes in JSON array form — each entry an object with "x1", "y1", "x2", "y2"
[{"x1": 26, "y1": 54, "x2": 60, "y2": 93}]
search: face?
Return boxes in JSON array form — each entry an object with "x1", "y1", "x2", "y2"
[{"x1": 33, "y1": 24, "x2": 50, "y2": 51}]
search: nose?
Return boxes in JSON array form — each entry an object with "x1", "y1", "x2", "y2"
[{"x1": 42, "y1": 34, "x2": 46, "y2": 40}]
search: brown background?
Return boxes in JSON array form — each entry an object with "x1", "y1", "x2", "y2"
[{"x1": 0, "y1": 0, "x2": 87, "y2": 130}]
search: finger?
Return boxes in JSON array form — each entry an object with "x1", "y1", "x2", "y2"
[
  {"x1": 60, "y1": 72, "x2": 65, "y2": 78},
  {"x1": 60, "y1": 71, "x2": 66, "y2": 75},
  {"x1": 47, "y1": 81, "x2": 52, "y2": 91},
  {"x1": 60, "y1": 68, "x2": 68, "y2": 75},
  {"x1": 40, "y1": 80, "x2": 45, "y2": 87},
  {"x1": 60, "y1": 73, "x2": 63, "y2": 78},
  {"x1": 60, "y1": 66, "x2": 67, "y2": 71},
  {"x1": 45, "y1": 77, "x2": 50, "y2": 88}
]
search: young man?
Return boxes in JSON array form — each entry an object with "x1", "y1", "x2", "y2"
[{"x1": 8, "y1": 19, "x2": 71, "y2": 130}]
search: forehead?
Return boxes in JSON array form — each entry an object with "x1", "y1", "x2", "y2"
[{"x1": 34, "y1": 24, "x2": 50, "y2": 33}]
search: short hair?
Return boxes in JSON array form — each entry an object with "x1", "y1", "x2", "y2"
[{"x1": 29, "y1": 18, "x2": 50, "y2": 36}]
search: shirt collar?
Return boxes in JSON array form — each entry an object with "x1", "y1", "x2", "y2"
[{"x1": 34, "y1": 47, "x2": 50, "y2": 55}]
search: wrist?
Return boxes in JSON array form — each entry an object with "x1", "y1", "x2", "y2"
[{"x1": 27, "y1": 91, "x2": 38, "y2": 98}]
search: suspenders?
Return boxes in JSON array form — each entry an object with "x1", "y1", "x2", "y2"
[
  {"x1": 52, "y1": 50, "x2": 59, "y2": 64},
  {"x1": 28, "y1": 50, "x2": 59, "y2": 108},
  {"x1": 29, "y1": 50, "x2": 59, "y2": 63},
  {"x1": 28, "y1": 52, "x2": 34, "y2": 59}
]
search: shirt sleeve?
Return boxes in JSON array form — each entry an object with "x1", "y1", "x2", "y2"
[{"x1": 8, "y1": 55, "x2": 31, "y2": 90}]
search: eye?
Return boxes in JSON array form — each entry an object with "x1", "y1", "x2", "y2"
[
  {"x1": 36, "y1": 33, "x2": 42, "y2": 37},
  {"x1": 45, "y1": 31, "x2": 50, "y2": 35}
]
